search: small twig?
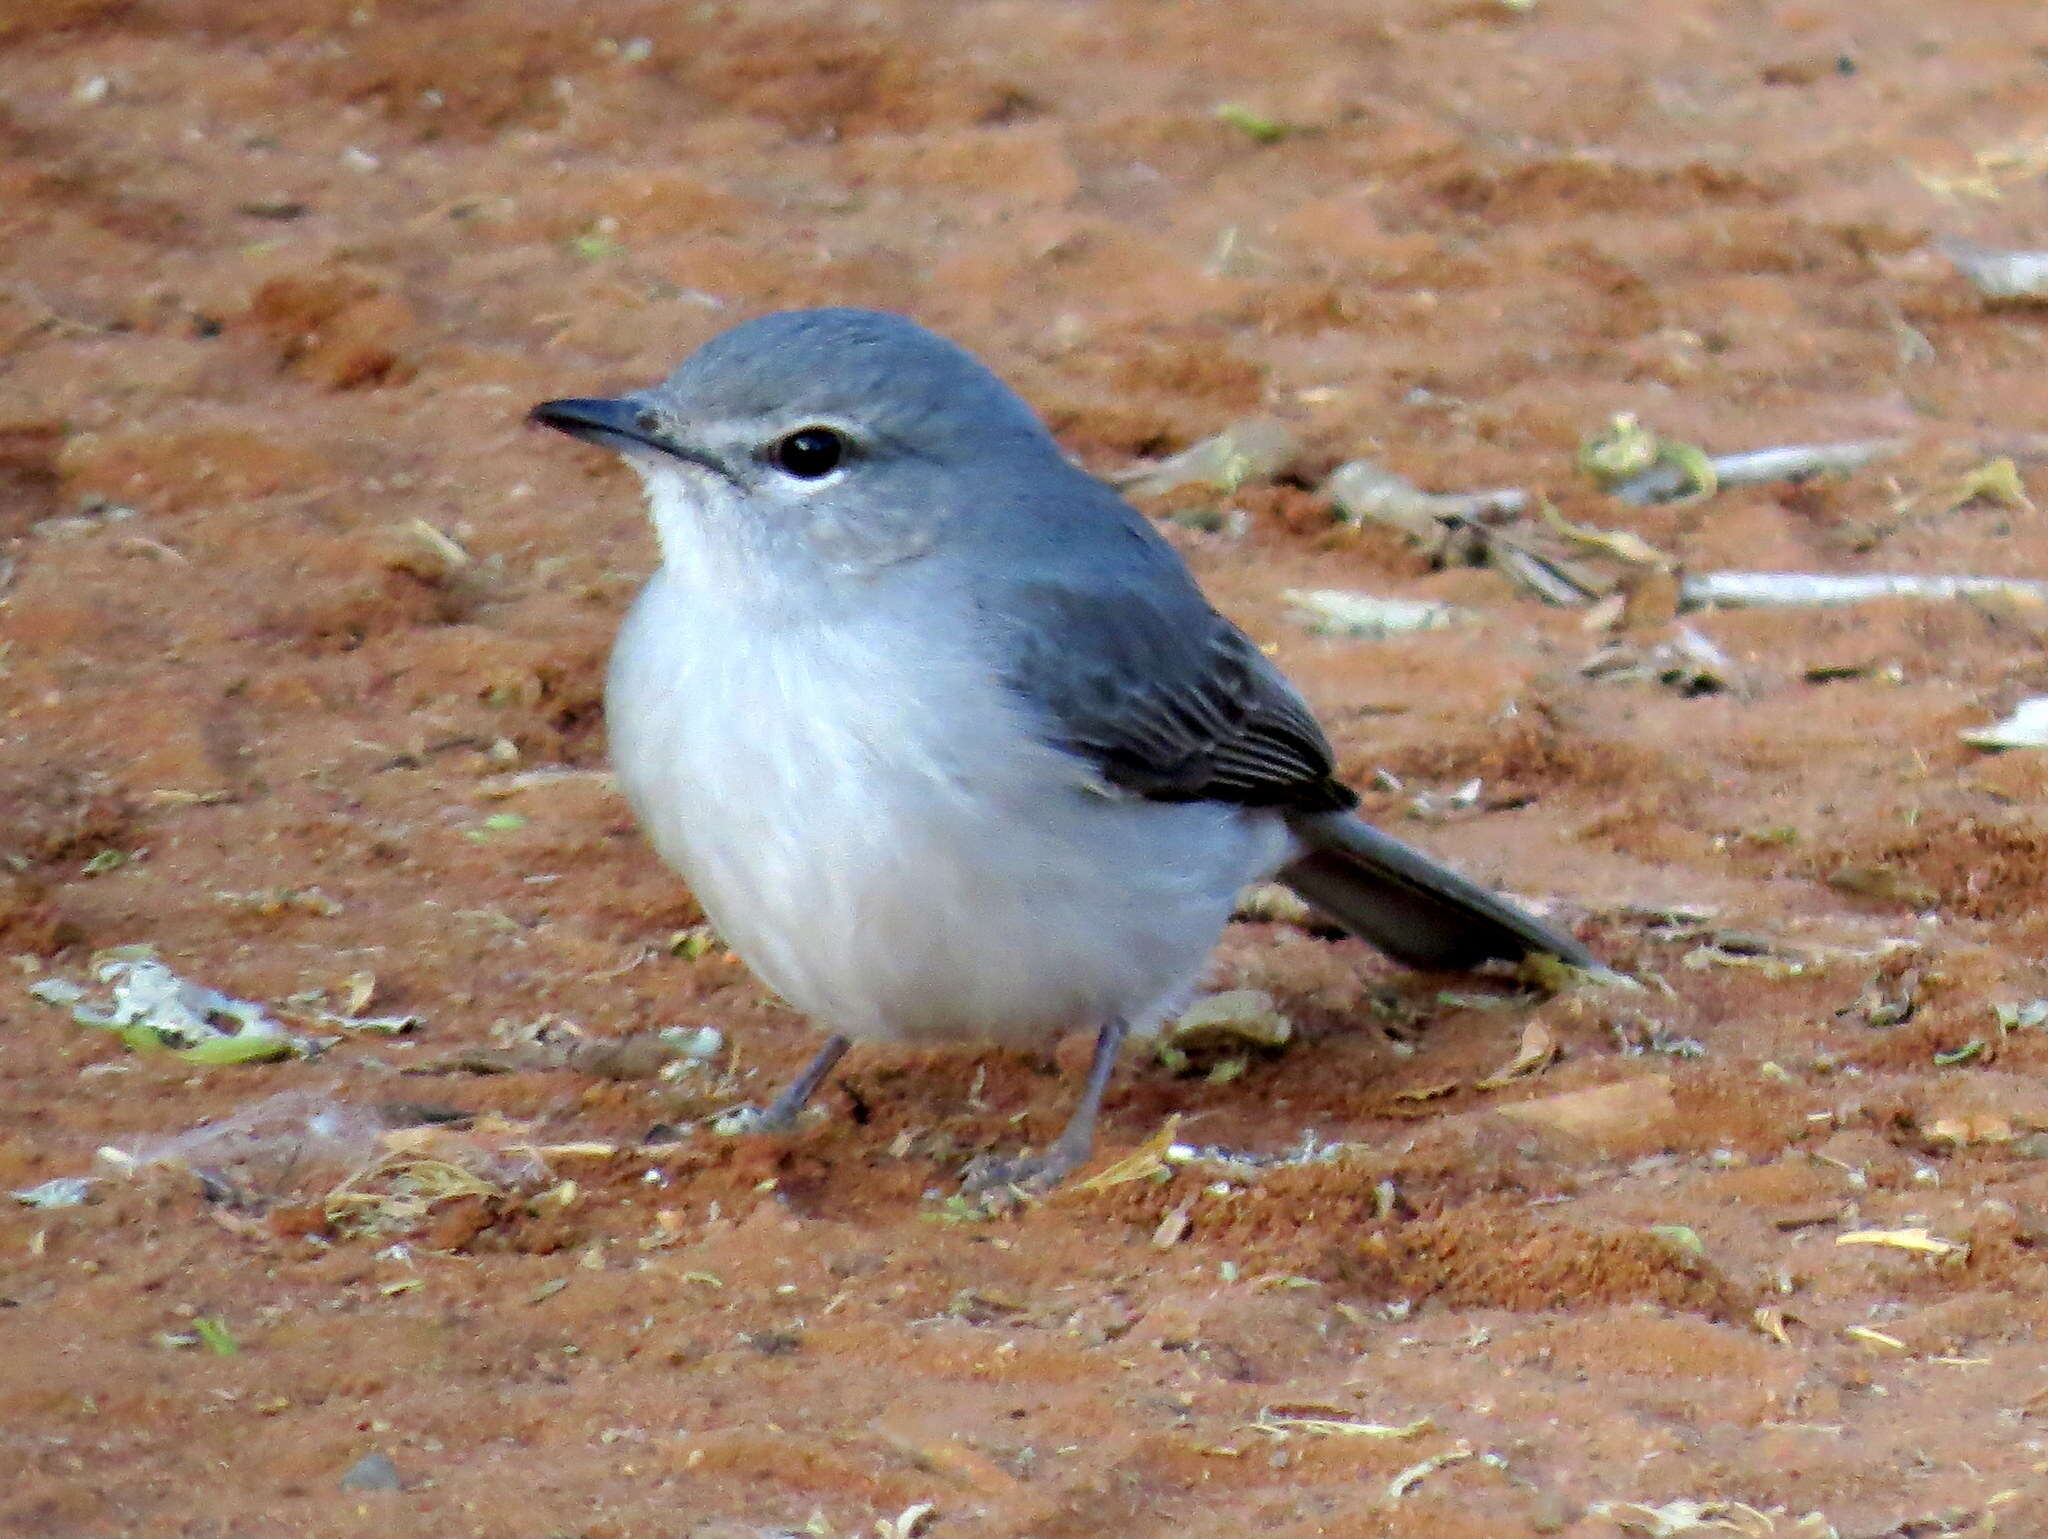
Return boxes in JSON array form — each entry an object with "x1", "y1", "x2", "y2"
[
  {"x1": 1941, "y1": 238, "x2": 2048, "y2": 303},
  {"x1": 1485, "y1": 531, "x2": 1613, "y2": 606},
  {"x1": 1327, "y1": 459, "x2": 1526, "y2": 534},
  {"x1": 1613, "y1": 438, "x2": 1903, "y2": 505},
  {"x1": 1113, "y1": 419, "x2": 1299, "y2": 497},
  {"x1": 1679, "y1": 571, "x2": 2048, "y2": 610},
  {"x1": 0, "y1": 281, "x2": 108, "y2": 337}
]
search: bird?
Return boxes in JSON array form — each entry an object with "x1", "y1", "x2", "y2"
[{"x1": 530, "y1": 307, "x2": 1595, "y2": 1192}]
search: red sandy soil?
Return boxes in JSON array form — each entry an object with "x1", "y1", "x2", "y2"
[{"x1": 6, "y1": 2, "x2": 2048, "y2": 1535}]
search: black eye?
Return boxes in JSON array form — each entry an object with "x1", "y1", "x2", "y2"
[{"x1": 772, "y1": 427, "x2": 845, "y2": 479}]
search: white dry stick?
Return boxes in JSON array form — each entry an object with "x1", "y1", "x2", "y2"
[
  {"x1": 1941, "y1": 239, "x2": 2048, "y2": 303},
  {"x1": 1284, "y1": 589, "x2": 1472, "y2": 639},
  {"x1": 1327, "y1": 459, "x2": 1527, "y2": 535},
  {"x1": 1614, "y1": 438, "x2": 1903, "y2": 504},
  {"x1": 1326, "y1": 461, "x2": 1602, "y2": 606},
  {"x1": 1961, "y1": 697, "x2": 2048, "y2": 751},
  {"x1": 1114, "y1": 419, "x2": 1300, "y2": 497},
  {"x1": 1680, "y1": 571, "x2": 2048, "y2": 610}
]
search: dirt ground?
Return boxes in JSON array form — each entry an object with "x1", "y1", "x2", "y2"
[{"x1": 6, "y1": 1, "x2": 2048, "y2": 1534}]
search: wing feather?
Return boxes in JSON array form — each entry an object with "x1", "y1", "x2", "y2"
[{"x1": 990, "y1": 569, "x2": 1356, "y2": 814}]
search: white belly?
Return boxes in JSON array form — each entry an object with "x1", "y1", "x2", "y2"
[{"x1": 606, "y1": 569, "x2": 1291, "y2": 1044}]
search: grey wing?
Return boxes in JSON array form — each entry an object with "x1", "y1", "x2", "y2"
[{"x1": 988, "y1": 567, "x2": 1358, "y2": 815}]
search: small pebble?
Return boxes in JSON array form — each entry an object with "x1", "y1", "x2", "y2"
[{"x1": 339, "y1": 1450, "x2": 403, "y2": 1492}]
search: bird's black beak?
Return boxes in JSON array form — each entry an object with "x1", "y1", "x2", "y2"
[
  {"x1": 530, "y1": 395, "x2": 740, "y2": 484},
  {"x1": 529, "y1": 396, "x2": 659, "y2": 451}
]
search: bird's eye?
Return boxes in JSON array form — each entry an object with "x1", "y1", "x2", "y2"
[{"x1": 771, "y1": 427, "x2": 846, "y2": 479}]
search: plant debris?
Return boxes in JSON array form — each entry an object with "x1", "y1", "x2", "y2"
[
  {"x1": 1680, "y1": 572, "x2": 2048, "y2": 610},
  {"x1": 1114, "y1": 418, "x2": 1298, "y2": 496},
  {"x1": 1580, "y1": 624, "x2": 1739, "y2": 696},
  {"x1": 1232, "y1": 882, "x2": 1316, "y2": 927},
  {"x1": 324, "y1": 1120, "x2": 548, "y2": 1238},
  {"x1": 1249, "y1": 1408, "x2": 1435, "y2": 1440},
  {"x1": 1934, "y1": 456, "x2": 2035, "y2": 513},
  {"x1": 1326, "y1": 458, "x2": 1527, "y2": 536},
  {"x1": 1474, "y1": 1020, "x2": 1558, "y2": 1088},
  {"x1": 1961, "y1": 697, "x2": 2048, "y2": 751},
  {"x1": 874, "y1": 1502, "x2": 938, "y2": 1539},
  {"x1": 10, "y1": 1176, "x2": 95, "y2": 1208},
  {"x1": 1149, "y1": 1199, "x2": 1194, "y2": 1248},
  {"x1": 1827, "y1": 865, "x2": 1937, "y2": 910},
  {"x1": 1283, "y1": 588, "x2": 1472, "y2": 639},
  {"x1": 1995, "y1": 1000, "x2": 2048, "y2": 1033},
  {"x1": 29, "y1": 954, "x2": 310, "y2": 1063},
  {"x1": 1155, "y1": 989, "x2": 1292, "y2": 1078},
  {"x1": 1074, "y1": 1115, "x2": 1184, "y2": 1193},
  {"x1": 1323, "y1": 441, "x2": 2048, "y2": 636},
  {"x1": 1941, "y1": 239, "x2": 2048, "y2": 304},
  {"x1": 1577, "y1": 413, "x2": 1717, "y2": 503},
  {"x1": 1592, "y1": 1499, "x2": 1835, "y2": 1537},
  {"x1": 1384, "y1": 1442, "x2": 1477, "y2": 1505},
  {"x1": 1213, "y1": 103, "x2": 1292, "y2": 144},
  {"x1": 1612, "y1": 438, "x2": 1900, "y2": 505},
  {"x1": 1836, "y1": 1227, "x2": 1967, "y2": 1259},
  {"x1": 1647, "y1": 1224, "x2": 1707, "y2": 1267},
  {"x1": 1326, "y1": 458, "x2": 1599, "y2": 606},
  {"x1": 1518, "y1": 952, "x2": 1640, "y2": 995}
]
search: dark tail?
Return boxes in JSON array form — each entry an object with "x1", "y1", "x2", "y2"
[{"x1": 1277, "y1": 811, "x2": 1595, "y2": 972}]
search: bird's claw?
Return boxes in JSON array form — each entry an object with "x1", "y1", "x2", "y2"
[
  {"x1": 711, "y1": 1103, "x2": 820, "y2": 1138},
  {"x1": 959, "y1": 1142, "x2": 1089, "y2": 1198}
]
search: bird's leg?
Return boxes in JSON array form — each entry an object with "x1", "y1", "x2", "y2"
[
  {"x1": 714, "y1": 1034, "x2": 850, "y2": 1136},
  {"x1": 962, "y1": 1016, "x2": 1130, "y2": 1195}
]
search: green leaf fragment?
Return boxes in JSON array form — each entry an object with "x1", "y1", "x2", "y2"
[
  {"x1": 1214, "y1": 104, "x2": 1290, "y2": 144},
  {"x1": 1995, "y1": 1000, "x2": 2048, "y2": 1033},
  {"x1": 1648, "y1": 1224, "x2": 1707, "y2": 1265},
  {"x1": 176, "y1": 1032, "x2": 296, "y2": 1065},
  {"x1": 466, "y1": 811, "x2": 529, "y2": 841}
]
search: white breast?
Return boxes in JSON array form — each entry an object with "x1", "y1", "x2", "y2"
[{"x1": 605, "y1": 559, "x2": 1291, "y2": 1046}]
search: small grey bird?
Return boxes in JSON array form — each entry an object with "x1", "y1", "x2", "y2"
[{"x1": 532, "y1": 308, "x2": 1594, "y2": 1191}]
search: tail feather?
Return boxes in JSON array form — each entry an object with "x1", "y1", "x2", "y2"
[{"x1": 1277, "y1": 811, "x2": 1594, "y2": 972}]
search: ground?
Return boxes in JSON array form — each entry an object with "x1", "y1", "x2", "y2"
[{"x1": 5, "y1": 1, "x2": 2048, "y2": 1535}]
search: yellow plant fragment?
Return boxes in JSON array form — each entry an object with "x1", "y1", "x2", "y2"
[
  {"x1": 1538, "y1": 496, "x2": 1676, "y2": 567},
  {"x1": 1384, "y1": 1442, "x2": 1475, "y2": 1505},
  {"x1": 1152, "y1": 1202, "x2": 1193, "y2": 1249},
  {"x1": 1475, "y1": 1021, "x2": 1557, "y2": 1090},
  {"x1": 1836, "y1": 1227, "x2": 1966, "y2": 1258},
  {"x1": 1936, "y1": 457, "x2": 2034, "y2": 514},
  {"x1": 1391, "y1": 1082, "x2": 1460, "y2": 1103},
  {"x1": 1753, "y1": 1307, "x2": 1792, "y2": 1345},
  {"x1": 1252, "y1": 1408, "x2": 1434, "y2": 1440},
  {"x1": 1075, "y1": 1115, "x2": 1182, "y2": 1193}
]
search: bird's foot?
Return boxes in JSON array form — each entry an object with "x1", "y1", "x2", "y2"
[
  {"x1": 710, "y1": 1103, "x2": 823, "y2": 1138},
  {"x1": 710, "y1": 1035, "x2": 851, "y2": 1138},
  {"x1": 959, "y1": 1137, "x2": 1092, "y2": 1199}
]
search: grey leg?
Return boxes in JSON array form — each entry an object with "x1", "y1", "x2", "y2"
[
  {"x1": 715, "y1": 1034, "x2": 851, "y2": 1136},
  {"x1": 963, "y1": 1016, "x2": 1130, "y2": 1195},
  {"x1": 757, "y1": 1034, "x2": 852, "y2": 1128}
]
